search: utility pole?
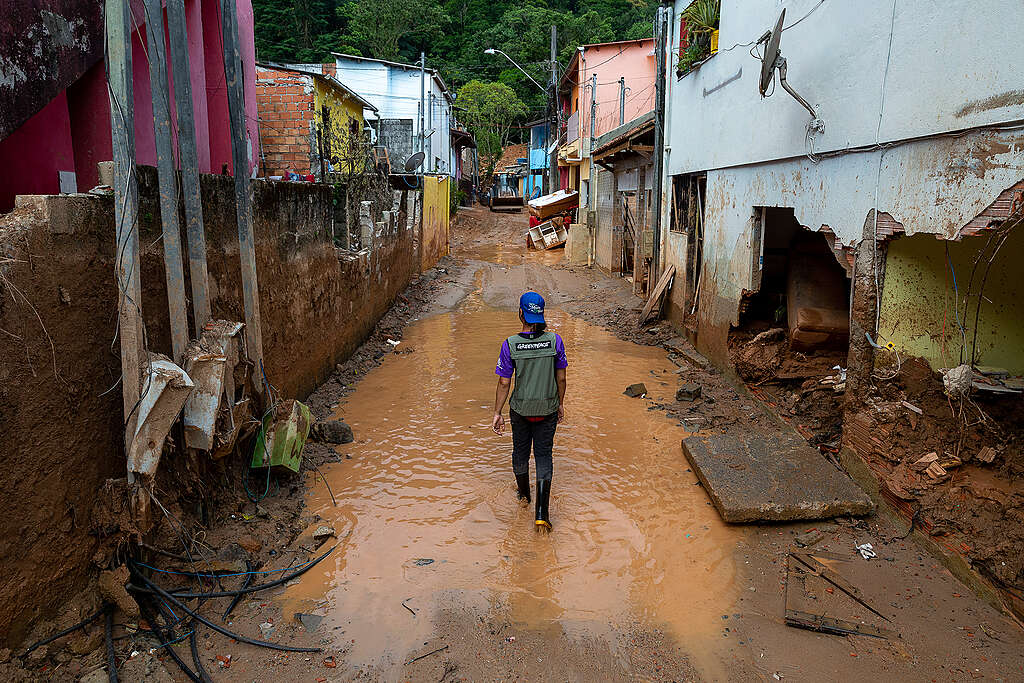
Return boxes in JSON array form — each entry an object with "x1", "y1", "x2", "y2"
[
  {"x1": 619, "y1": 76, "x2": 626, "y2": 126},
  {"x1": 419, "y1": 52, "x2": 426, "y2": 166},
  {"x1": 652, "y1": 6, "x2": 667, "y2": 276},
  {"x1": 548, "y1": 24, "x2": 559, "y2": 194}
]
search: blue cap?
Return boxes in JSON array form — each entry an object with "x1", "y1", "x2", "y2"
[{"x1": 519, "y1": 291, "x2": 546, "y2": 324}]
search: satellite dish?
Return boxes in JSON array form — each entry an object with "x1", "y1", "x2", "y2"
[
  {"x1": 759, "y1": 9, "x2": 786, "y2": 97},
  {"x1": 405, "y1": 151, "x2": 425, "y2": 172},
  {"x1": 756, "y1": 8, "x2": 821, "y2": 129}
]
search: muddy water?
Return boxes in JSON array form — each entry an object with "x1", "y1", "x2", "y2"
[{"x1": 285, "y1": 301, "x2": 743, "y2": 678}]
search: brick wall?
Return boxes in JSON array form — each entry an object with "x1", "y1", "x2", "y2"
[{"x1": 256, "y1": 67, "x2": 316, "y2": 177}]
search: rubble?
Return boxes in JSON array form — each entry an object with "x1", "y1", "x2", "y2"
[
  {"x1": 309, "y1": 419, "x2": 354, "y2": 444},
  {"x1": 676, "y1": 382, "x2": 702, "y2": 402},
  {"x1": 623, "y1": 383, "x2": 648, "y2": 398}
]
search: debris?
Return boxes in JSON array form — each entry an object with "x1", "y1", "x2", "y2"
[
  {"x1": 752, "y1": 328, "x2": 786, "y2": 344},
  {"x1": 216, "y1": 654, "x2": 232, "y2": 669},
  {"x1": 900, "y1": 400, "x2": 922, "y2": 415},
  {"x1": 251, "y1": 399, "x2": 312, "y2": 473},
  {"x1": 128, "y1": 354, "x2": 196, "y2": 476},
  {"x1": 386, "y1": 338, "x2": 401, "y2": 346},
  {"x1": 294, "y1": 613, "x2": 323, "y2": 632},
  {"x1": 794, "y1": 529, "x2": 824, "y2": 548},
  {"x1": 313, "y1": 525, "x2": 336, "y2": 541},
  {"x1": 911, "y1": 452, "x2": 939, "y2": 471},
  {"x1": 405, "y1": 644, "x2": 449, "y2": 665},
  {"x1": 98, "y1": 565, "x2": 139, "y2": 618},
  {"x1": 682, "y1": 417, "x2": 707, "y2": 433},
  {"x1": 182, "y1": 321, "x2": 247, "y2": 454},
  {"x1": 942, "y1": 364, "x2": 972, "y2": 398},
  {"x1": 977, "y1": 446, "x2": 998, "y2": 464},
  {"x1": 676, "y1": 383, "x2": 702, "y2": 402},
  {"x1": 309, "y1": 419, "x2": 354, "y2": 444},
  {"x1": 623, "y1": 383, "x2": 647, "y2": 398},
  {"x1": 402, "y1": 599, "x2": 417, "y2": 615},
  {"x1": 856, "y1": 543, "x2": 877, "y2": 560},
  {"x1": 414, "y1": 558, "x2": 435, "y2": 566},
  {"x1": 925, "y1": 462, "x2": 948, "y2": 480},
  {"x1": 323, "y1": 656, "x2": 337, "y2": 668},
  {"x1": 259, "y1": 621, "x2": 275, "y2": 637}
]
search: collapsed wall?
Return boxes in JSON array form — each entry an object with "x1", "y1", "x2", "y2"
[{"x1": 0, "y1": 168, "x2": 417, "y2": 645}]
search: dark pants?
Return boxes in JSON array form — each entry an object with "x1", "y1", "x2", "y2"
[{"x1": 510, "y1": 409, "x2": 557, "y2": 480}]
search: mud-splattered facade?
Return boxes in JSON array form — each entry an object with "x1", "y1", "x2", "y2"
[{"x1": 657, "y1": 0, "x2": 1024, "y2": 618}]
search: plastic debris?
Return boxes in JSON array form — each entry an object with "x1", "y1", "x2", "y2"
[{"x1": 856, "y1": 543, "x2": 877, "y2": 560}]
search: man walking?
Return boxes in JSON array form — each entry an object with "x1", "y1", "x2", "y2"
[{"x1": 492, "y1": 292, "x2": 567, "y2": 531}]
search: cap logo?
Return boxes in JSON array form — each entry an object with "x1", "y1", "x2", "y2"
[{"x1": 527, "y1": 303, "x2": 543, "y2": 313}]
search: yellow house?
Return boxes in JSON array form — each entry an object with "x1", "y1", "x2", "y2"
[{"x1": 256, "y1": 63, "x2": 377, "y2": 180}]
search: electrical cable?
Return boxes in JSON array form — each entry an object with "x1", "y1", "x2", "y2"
[
  {"x1": 137, "y1": 598, "x2": 201, "y2": 683},
  {"x1": 105, "y1": 606, "x2": 119, "y2": 683},
  {"x1": 128, "y1": 544, "x2": 337, "y2": 599},
  {"x1": 20, "y1": 606, "x2": 106, "y2": 658},
  {"x1": 222, "y1": 561, "x2": 254, "y2": 620},
  {"x1": 188, "y1": 627, "x2": 214, "y2": 683},
  {"x1": 131, "y1": 570, "x2": 322, "y2": 653}
]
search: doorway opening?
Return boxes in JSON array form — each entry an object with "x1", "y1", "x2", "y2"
[{"x1": 670, "y1": 172, "x2": 706, "y2": 329}]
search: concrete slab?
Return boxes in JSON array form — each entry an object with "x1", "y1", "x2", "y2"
[{"x1": 682, "y1": 431, "x2": 874, "y2": 523}]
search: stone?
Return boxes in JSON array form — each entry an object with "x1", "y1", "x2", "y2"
[
  {"x1": 752, "y1": 328, "x2": 786, "y2": 344},
  {"x1": 681, "y1": 430, "x2": 874, "y2": 523},
  {"x1": 309, "y1": 420, "x2": 354, "y2": 445},
  {"x1": 313, "y1": 525, "x2": 335, "y2": 541},
  {"x1": 294, "y1": 613, "x2": 323, "y2": 632},
  {"x1": 236, "y1": 535, "x2": 263, "y2": 555},
  {"x1": 676, "y1": 383, "x2": 702, "y2": 402},
  {"x1": 682, "y1": 417, "x2": 707, "y2": 433},
  {"x1": 794, "y1": 529, "x2": 825, "y2": 547},
  {"x1": 623, "y1": 383, "x2": 647, "y2": 398}
]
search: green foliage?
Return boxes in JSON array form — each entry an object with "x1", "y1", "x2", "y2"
[
  {"x1": 457, "y1": 80, "x2": 526, "y2": 176},
  {"x1": 253, "y1": 0, "x2": 661, "y2": 139},
  {"x1": 680, "y1": 0, "x2": 719, "y2": 35}
]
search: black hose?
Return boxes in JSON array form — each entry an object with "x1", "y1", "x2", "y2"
[
  {"x1": 21, "y1": 606, "x2": 105, "y2": 658},
  {"x1": 132, "y1": 570, "x2": 321, "y2": 653},
  {"x1": 136, "y1": 598, "x2": 201, "y2": 683},
  {"x1": 128, "y1": 544, "x2": 337, "y2": 599},
  {"x1": 104, "y1": 607, "x2": 118, "y2": 683},
  {"x1": 189, "y1": 627, "x2": 215, "y2": 683},
  {"x1": 223, "y1": 561, "x2": 254, "y2": 620}
]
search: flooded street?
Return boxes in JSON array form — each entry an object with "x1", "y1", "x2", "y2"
[{"x1": 286, "y1": 289, "x2": 741, "y2": 679}]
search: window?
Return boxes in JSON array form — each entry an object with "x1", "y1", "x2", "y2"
[{"x1": 670, "y1": 172, "x2": 706, "y2": 234}]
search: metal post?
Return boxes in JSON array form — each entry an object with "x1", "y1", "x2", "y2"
[
  {"x1": 419, "y1": 52, "x2": 426, "y2": 160},
  {"x1": 220, "y1": 0, "x2": 264, "y2": 375},
  {"x1": 427, "y1": 92, "x2": 433, "y2": 173},
  {"x1": 652, "y1": 7, "x2": 667, "y2": 276},
  {"x1": 106, "y1": 0, "x2": 143, "y2": 482},
  {"x1": 619, "y1": 76, "x2": 626, "y2": 126},
  {"x1": 548, "y1": 25, "x2": 559, "y2": 193},
  {"x1": 143, "y1": 0, "x2": 188, "y2": 363},
  {"x1": 590, "y1": 74, "x2": 597, "y2": 211},
  {"x1": 166, "y1": 0, "x2": 211, "y2": 332}
]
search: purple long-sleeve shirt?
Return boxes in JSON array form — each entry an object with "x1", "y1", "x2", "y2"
[{"x1": 495, "y1": 332, "x2": 568, "y2": 378}]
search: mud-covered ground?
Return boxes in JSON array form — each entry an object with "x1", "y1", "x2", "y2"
[{"x1": 11, "y1": 206, "x2": 1024, "y2": 682}]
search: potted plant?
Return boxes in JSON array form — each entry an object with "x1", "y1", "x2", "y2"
[{"x1": 678, "y1": 0, "x2": 720, "y2": 75}]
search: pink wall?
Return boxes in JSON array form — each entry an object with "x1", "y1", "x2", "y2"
[
  {"x1": 578, "y1": 39, "x2": 656, "y2": 140},
  {"x1": 0, "y1": 93, "x2": 75, "y2": 211},
  {"x1": 0, "y1": 0, "x2": 258, "y2": 211}
]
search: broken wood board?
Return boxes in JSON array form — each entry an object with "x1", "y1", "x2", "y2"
[
  {"x1": 681, "y1": 430, "x2": 873, "y2": 522},
  {"x1": 640, "y1": 265, "x2": 675, "y2": 324}
]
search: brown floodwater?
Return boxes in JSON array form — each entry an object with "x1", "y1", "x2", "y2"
[{"x1": 283, "y1": 296, "x2": 743, "y2": 678}]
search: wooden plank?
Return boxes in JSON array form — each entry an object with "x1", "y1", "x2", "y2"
[
  {"x1": 791, "y1": 553, "x2": 892, "y2": 622},
  {"x1": 166, "y1": 0, "x2": 212, "y2": 331},
  {"x1": 639, "y1": 265, "x2": 675, "y2": 324},
  {"x1": 784, "y1": 609, "x2": 895, "y2": 639},
  {"x1": 106, "y1": 0, "x2": 143, "y2": 484},
  {"x1": 143, "y1": 0, "x2": 188, "y2": 362}
]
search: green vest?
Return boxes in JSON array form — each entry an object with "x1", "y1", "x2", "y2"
[{"x1": 507, "y1": 331, "x2": 560, "y2": 416}]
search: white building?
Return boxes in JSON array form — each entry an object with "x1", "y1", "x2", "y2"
[
  {"x1": 657, "y1": 0, "x2": 1024, "y2": 375},
  {"x1": 331, "y1": 53, "x2": 457, "y2": 177}
]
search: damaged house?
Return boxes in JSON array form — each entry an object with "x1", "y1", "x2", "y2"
[{"x1": 657, "y1": 0, "x2": 1024, "y2": 616}]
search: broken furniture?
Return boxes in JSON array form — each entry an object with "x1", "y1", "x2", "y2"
[
  {"x1": 640, "y1": 265, "x2": 675, "y2": 324},
  {"x1": 527, "y1": 189, "x2": 579, "y2": 220},
  {"x1": 527, "y1": 218, "x2": 568, "y2": 250}
]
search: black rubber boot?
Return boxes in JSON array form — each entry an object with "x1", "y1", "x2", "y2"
[
  {"x1": 535, "y1": 479, "x2": 552, "y2": 530},
  {"x1": 515, "y1": 472, "x2": 531, "y2": 504}
]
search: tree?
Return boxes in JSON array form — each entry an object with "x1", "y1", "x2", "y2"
[
  {"x1": 341, "y1": 0, "x2": 447, "y2": 62},
  {"x1": 457, "y1": 80, "x2": 527, "y2": 177}
]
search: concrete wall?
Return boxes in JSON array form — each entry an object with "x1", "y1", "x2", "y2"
[
  {"x1": 421, "y1": 175, "x2": 450, "y2": 270},
  {"x1": 879, "y1": 228, "x2": 1024, "y2": 375},
  {"x1": 659, "y1": 0, "x2": 1024, "y2": 362},
  {"x1": 332, "y1": 55, "x2": 456, "y2": 177},
  {"x1": 0, "y1": 168, "x2": 417, "y2": 644}
]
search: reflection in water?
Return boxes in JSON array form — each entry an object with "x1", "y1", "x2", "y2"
[{"x1": 284, "y1": 307, "x2": 741, "y2": 677}]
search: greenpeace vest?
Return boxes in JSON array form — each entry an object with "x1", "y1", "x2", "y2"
[{"x1": 507, "y1": 331, "x2": 560, "y2": 417}]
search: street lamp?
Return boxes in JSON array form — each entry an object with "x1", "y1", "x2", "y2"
[{"x1": 483, "y1": 48, "x2": 545, "y2": 92}]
